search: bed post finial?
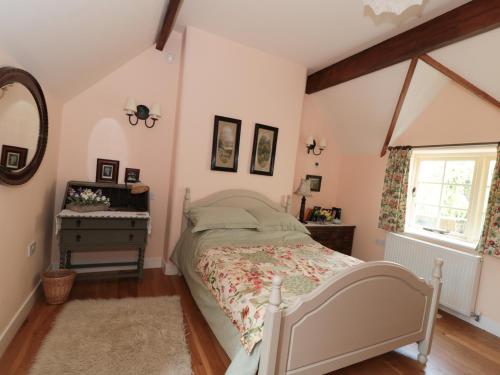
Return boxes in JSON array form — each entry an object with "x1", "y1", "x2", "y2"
[
  {"x1": 418, "y1": 258, "x2": 443, "y2": 364},
  {"x1": 258, "y1": 276, "x2": 282, "y2": 375}
]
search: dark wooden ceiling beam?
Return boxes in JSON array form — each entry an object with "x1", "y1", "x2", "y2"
[
  {"x1": 156, "y1": 0, "x2": 182, "y2": 51},
  {"x1": 306, "y1": 0, "x2": 500, "y2": 94}
]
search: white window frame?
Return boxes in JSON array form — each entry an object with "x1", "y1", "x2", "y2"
[{"x1": 405, "y1": 147, "x2": 496, "y2": 246}]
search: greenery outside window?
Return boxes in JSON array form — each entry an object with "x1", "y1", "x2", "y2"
[{"x1": 405, "y1": 147, "x2": 496, "y2": 245}]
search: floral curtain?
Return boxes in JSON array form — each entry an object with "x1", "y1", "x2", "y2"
[
  {"x1": 477, "y1": 145, "x2": 500, "y2": 257},
  {"x1": 378, "y1": 147, "x2": 412, "y2": 233}
]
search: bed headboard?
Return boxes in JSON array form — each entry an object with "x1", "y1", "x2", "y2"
[{"x1": 182, "y1": 188, "x2": 292, "y2": 230}]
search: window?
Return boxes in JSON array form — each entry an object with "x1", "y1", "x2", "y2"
[{"x1": 406, "y1": 148, "x2": 496, "y2": 245}]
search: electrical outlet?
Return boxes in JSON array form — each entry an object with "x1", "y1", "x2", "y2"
[
  {"x1": 375, "y1": 238, "x2": 386, "y2": 247},
  {"x1": 27, "y1": 241, "x2": 36, "y2": 257}
]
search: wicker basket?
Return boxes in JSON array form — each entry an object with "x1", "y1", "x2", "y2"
[{"x1": 42, "y1": 270, "x2": 76, "y2": 305}]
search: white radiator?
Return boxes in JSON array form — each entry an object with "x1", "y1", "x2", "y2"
[{"x1": 384, "y1": 233, "x2": 482, "y2": 317}]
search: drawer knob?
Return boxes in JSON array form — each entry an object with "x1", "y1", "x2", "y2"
[
  {"x1": 76, "y1": 219, "x2": 81, "y2": 227},
  {"x1": 131, "y1": 220, "x2": 136, "y2": 227},
  {"x1": 76, "y1": 234, "x2": 81, "y2": 242},
  {"x1": 129, "y1": 234, "x2": 134, "y2": 241}
]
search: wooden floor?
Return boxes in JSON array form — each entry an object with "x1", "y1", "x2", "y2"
[{"x1": 1, "y1": 269, "x2": 499, "y2": 375}]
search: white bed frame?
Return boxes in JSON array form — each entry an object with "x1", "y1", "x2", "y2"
[{"x1": 182, "y1": 188, "x2": 443, "y2": 375}]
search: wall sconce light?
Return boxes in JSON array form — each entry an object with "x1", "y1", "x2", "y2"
[
  {"x1": 306, "y1": 136, "x2": 327, "y2": 155},
  {"x1": 124, "y1": 97, "x2": 161, "y2": 128}
]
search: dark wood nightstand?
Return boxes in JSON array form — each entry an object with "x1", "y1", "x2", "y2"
[{"x1": 306, "y1": 223, "x2": 355, "y2": 256}]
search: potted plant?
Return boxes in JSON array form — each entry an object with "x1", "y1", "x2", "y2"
[{"x1": 66, "y1": 188, "x2": 111, "y2": 213}]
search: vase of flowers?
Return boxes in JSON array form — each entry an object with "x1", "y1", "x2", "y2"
[{"x1": 66, "y1": 188, "x2": 111, "y2": 212}]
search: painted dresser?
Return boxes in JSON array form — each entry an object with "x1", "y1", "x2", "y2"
[{"x1": 57, "y1": 181, "x2": 150, "y2": 279}]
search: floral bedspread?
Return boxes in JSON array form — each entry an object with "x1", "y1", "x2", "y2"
[{"x1": 196, "y1": 243, "x2": 362, "y2": 353}]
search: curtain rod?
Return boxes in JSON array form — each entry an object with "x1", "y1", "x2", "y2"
[{"x1": 388, "y1": 141, "x2": 499, "y2": 150}]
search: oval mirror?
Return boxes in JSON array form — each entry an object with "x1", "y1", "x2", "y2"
[{"x1": 0, "y1": 67, "x2": 48, "y2": 185}]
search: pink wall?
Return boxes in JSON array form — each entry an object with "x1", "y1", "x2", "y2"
[
  {"x1": 332, "y1": 81, "x2": 500, "y2": 328},
  {"x1": 165, "y1": 27, "x2": 307, "y2": 264},
  {"x1": 0, "y1": 48, "x2": 63, "y2": 351},
  {"x1": 52, "y1": 33, "x2": 183, "y2": 267},
  {"x1": 292, "y1": 94, "x2": 341, "y2": 215}
]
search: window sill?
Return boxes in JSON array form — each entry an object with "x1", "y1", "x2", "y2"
[{"x1": 404, "y1": 228, "x2": 477, "y2": 254}]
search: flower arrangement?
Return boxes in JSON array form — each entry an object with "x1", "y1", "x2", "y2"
[{"x1": 67, "y1": 188, "x2": 110, "y2": 212}]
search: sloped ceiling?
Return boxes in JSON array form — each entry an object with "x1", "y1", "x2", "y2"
[
  {"x1": 309, "y1": 27, "x2": 500, "y2": 156},
  {"x1": 0, "y1": 0, "x2": 168, "y2": 100},
  {"x1": 176, "y1": 0, "x2": 470, "y2": 74},
  {"x1": 391, "y1": 61, "x2": 451, "y2": 143}
]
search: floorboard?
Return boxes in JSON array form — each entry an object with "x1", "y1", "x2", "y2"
[{"x1": 0, "y1": 269, "x2": 499, "y2": 375}]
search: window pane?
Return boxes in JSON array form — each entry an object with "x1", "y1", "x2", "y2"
[
  {"x1": 415, "y1": 183, "x2": 442, "y2": 205},
  {"x1": 415, "y1": 204, "x2": 438, "y2": 228},
  {"x1": 487, "y1": 160, "x2": 495, "y2": 187},
  {"x1": 441, "y1": 184, "x2": 471, "y2": 209},
  {"x1": 439, "y1": 208, "x2": 468, "y2": 234},
  {"x1": 444, "y1": 160, "x2": 475, "y2": 185},
  {"x1": 418, "y1": 160, "x2": 445, "y2": 183}
]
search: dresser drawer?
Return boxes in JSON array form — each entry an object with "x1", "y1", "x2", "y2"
[
  {"x1": 61, "y1": 218, "x2": 148, "y2": 230},
  {"x1": 307, "y1": 225, "x2": 355, "y2": 256},
  {"x1": 60, "y1": 229, "x2": 147, "y2": 248}
]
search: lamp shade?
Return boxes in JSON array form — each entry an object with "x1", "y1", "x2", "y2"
[
  {"x1": 319, "y1": 138, "x2": 327, "y2": 150},
  {"x1": 305, "y1": 136, "x2": 314, "y2": 146},
  {"x1": 362, "y1": 0, "x2": 424, "y2": 15},
  {"x1": 124, "y1": 97, "x2": 137, "y2": 114},
  {"x1": 150, "y1": 103, "x2": 161, "y2": 119},
  {"x1": 294, "y1": 178, "x2": 312, "y2": 197}
]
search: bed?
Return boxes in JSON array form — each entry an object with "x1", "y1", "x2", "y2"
[{"x1": 171, "y1": 188, "x2": 443, "y2": 375}]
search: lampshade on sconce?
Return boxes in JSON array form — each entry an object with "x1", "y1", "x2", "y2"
[
  {"x1": 306, "y1": 136, "x2": 327, "y2": 155},
  {"x1": 123, "y1": 97, "x2": 161, "y2": 128}
]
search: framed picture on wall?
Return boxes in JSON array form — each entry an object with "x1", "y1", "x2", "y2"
[
  {"x1": 96, "y1": 158, "x2": 119, "y2": 183},
  {"x1": 250, "y1": 124, "x2": 278, "y2": 176},
  {"x1": 125, "y1": 168, "x2": 140, "y2": 183},
  {"x1": 211, "y1": 115, "x2": 241, "y2": 172},
  {"x1": 306, "y1": 174, "x2": 322, "y2": 192},
  {"x1": 1, "y1": 145, "x2": 28, "y2": 170}
]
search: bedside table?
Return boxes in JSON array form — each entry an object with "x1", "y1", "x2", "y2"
[{"x1": 306, "y1": 223, "x2": 355, "y2": 256}]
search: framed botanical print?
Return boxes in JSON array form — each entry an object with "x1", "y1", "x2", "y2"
[
  {"x1": 96, "y1": 158, "x2": 119, "y2": 183},
  {"x1": 306, "y1": 174, "x2": 322, "y2": 192},
  {"x1": 211, "y1": 115, "x2": 241, "y2": 172},
  {"x1": 250, "y1": 124, "x2": 278, "y2": 176},
  {"x1": 1, "y1": 145, "x2": 28, "y2": 170}
]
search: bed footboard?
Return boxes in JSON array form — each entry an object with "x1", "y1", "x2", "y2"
[{"x1": 259, "y1": 259, "x2": 443, "y2": 375}]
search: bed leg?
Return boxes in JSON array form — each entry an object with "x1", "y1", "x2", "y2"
[
  {"x1": 258, "y1": 276, "x2": 282, "y2": 375},
  {"x1": 418, "y1": 258, "x2": 443, "y2": 365}
]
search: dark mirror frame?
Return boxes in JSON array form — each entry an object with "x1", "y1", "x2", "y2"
[{"x1": 0, "y1": 67, "x2": 48, "y2": 185}]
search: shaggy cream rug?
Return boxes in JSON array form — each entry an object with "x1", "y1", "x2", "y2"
[{"x1": 30, "y1": 296, "x2": 192, "y2": 375}]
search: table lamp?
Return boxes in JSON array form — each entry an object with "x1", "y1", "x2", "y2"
[{"x1": 294, "y1": 178, "x2": 312, "y2": 223}]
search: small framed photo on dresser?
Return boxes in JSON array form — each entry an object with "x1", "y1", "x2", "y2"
[
  {"x1": 211, "y1": 115, "x2": 242, "y2": 172},
  {"x1": 125, "y1": 168, "x2": 140, "y2": 183},
  {"x1": 96, "y1": 158, "x2": 119, "y2": 183},
  {"x1": 250, "y1": 124, "x2": 278, "y2": 176}
]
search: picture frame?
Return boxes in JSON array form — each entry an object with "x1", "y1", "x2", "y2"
[
  {"x1": 306, "y1": 174, "x2": 322, "y2": 192},
  {"x1": 250, "y1": 124, "x2": 278, "y2": 176},
  {"x1": 125, "y1": 168, "x2": 140, "y2": 183},
  {"x1": 96, "y1": 158, "x2": 119, "y2": 184},
  {"x1": 1, "y1": 145, "x2": 28, "y2": 170},
  {"x1": 211, "y1": 115, "x2": 241, "y2": 172}
]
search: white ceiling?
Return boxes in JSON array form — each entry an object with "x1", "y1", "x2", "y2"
[
  {"x1": 308, "y1": 27, "x2": 500, "y2": 155},
  {"x1": 0, "y1": 0, "x2": 168, "y2": 100},
  {"x1": 391, "y1": 61, "x2": 451, "y2": 143},
  {"x1": 176, "y1": 0, "x2": 470, "y2": 74}
]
